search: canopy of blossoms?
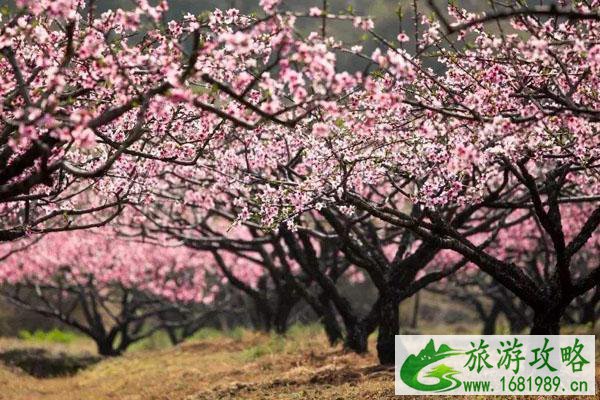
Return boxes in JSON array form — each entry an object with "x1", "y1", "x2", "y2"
[{"x1": 0, "y1": 229, "x2": 216, "y2": 304}]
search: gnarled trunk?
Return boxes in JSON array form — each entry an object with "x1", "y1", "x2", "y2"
[
  {"x1": 376, "y1": 293, "x2": 399, "y2": 365},
  {"x1": 96, "y1": 338, "x2": 121, "y2": 357},
  {"x1": 322, "y1": 313, "x2": 344, "y2": 346},
  {"x1": 343, "y1": 297, "x2": 381, "y2": 354},
  {"x1": 344, "y1": 323, "x2": 369, "y2": 354},
  {"x1": 530, "y1": 307, "x2": 562, "y2": 334},
  {"x1": 318, "y1": 294, "x2": 343, "y2": 345}
]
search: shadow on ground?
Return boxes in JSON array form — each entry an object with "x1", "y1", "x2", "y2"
[{"x1": 0, "y1": 348, "x2": 100, "y2": 378}]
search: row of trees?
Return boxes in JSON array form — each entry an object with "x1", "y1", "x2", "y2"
[{"x1": 0, "y1": 0, "x2": 598, "y2": 364}]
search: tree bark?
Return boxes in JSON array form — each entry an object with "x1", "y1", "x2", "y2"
[
  {"x1": 580, "y1": 303, "x2": 598, "y2": 327},
  {"x1": 530, "y1": 307, "x2": 562, "y2": 334},
  {"x1": 410, "y1": 292, "x2": 420, "y2": 329},
  {"x1": 318, "y1": 294, "x2": 343, "y2": 345},
  {"x1": 344, "y1": 323, "x2": 369, "y2": 354},
  {"x1": 376, "y1": 293, "x2": 400, "y2": 365},
  {"x1": 482, "y1": 302, "x2": 500, "y2": 335},
  {"x1": 579, "y1": 287, "x2": 599, "y2": 327},
  {"x1": 251, "y1": 298, "x2": 273, "y2": 332},
  {"x1": 96, "y1": 339, "x2": 121, "y2": 357},
  {"x1": 274, "y1": 297, "x2": 295, "y2": 334},
  {"x1": 503, "y1": 306, "x2": 530, "y2": 334}
]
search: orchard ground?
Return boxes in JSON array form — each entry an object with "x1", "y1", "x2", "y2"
[{"x1": 0, "y1": 323, "x2": 597, "y2": 400}]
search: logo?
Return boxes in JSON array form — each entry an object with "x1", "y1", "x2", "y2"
[
  {"x1": 395, "y1": 335, "x2": 595, "y2": 396},
  {"x1": 399, "y1": 339, "x2": 464, "y2": 392}
]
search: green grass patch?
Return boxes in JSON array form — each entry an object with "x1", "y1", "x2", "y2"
[
  {"x1": 129, "y1": 326, "x2": 248, "y2": 352},
  {"x1": 128, "y1": 331, "x2": 173, "y2": 352},
  {"x1": 287, "y1": 323, "x2": 322, "y2": 340},
  {"x1": 241, "y1": 334, "x2": 286, "y2": 361},
  {"x1": 191, "y1": 326, "x2": 245, "y2": 342},
  {"x1": 18, "y1": 328, "x2": 79, "y2": 344}
]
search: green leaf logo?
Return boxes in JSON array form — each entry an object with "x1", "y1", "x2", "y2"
[{"x1": 400, "y1": 339, "x2": 464, "y2": 392}]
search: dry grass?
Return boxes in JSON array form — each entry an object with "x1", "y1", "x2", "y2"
[{"x1": 0, "y1": 326, "x2": 597, "y2": 400}]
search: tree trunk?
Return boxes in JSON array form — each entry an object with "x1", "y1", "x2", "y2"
[
  {"x1": 344, "y1": 323, "x2": 368, "y2": 354},
  {"x1": 217, "y1": 313, "x2": 230, "y2": 332},
  {"x1": 342, "y1": 298, "x2": 381, "y2": 354},
  {"x1": 530, "y1": 308, "x2": 562, "y2": 334},
  {"x1": 274, "y1": 298, "x2": 295, "y2": 334},
  {"x1": 96, "y1": 339, "x2": 121, "y2": 357},
  {"x1": 322, "y1": 312, "x2": 343, "y2": 346},
  {"x1": 496, "y1": 301, "x2": 529, "y2": 334},
  {"x1": 165, "y1": 326, "x2": 182, "y2": 346},
  {"x1": 376, "y1": 294, "x2": 399, "y2": 365},
  {"x1": 580, "y1": 288, "x2": 599, "y2": 327},
  {"x1": 318, "y1": 295, "x2": 343, "y2": 346},
  {"x1": 506, "y1": 311, "x2": 529, "y2": 334},
  {"x1": 482, "y1": 302, "x2": 500, "y2": 335},
  {"x1": 252, "y1": 298, "x2": 273, "y2": 332},
  {"x1": 410, "y1": 292, "x2": 420, "y2": 329}
]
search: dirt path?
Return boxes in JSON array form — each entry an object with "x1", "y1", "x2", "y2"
[
  {"x1": 0, "y1": 332, "x2": 597, "y2": 400},
  {"x1": 0, "y1": 332, "x2": 394, "y2": 400}
]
